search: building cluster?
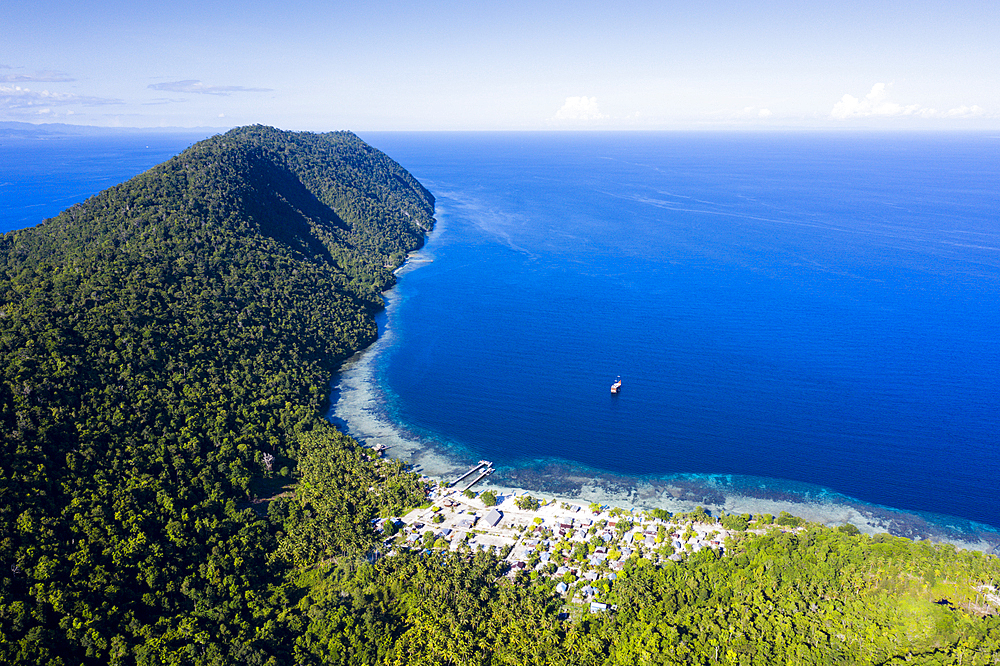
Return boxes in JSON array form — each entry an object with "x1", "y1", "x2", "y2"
[{"x1": 379, "y1": 484, "x2": 739, "y2": 613}]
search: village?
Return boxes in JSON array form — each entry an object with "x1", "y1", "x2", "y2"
[{"x1": 375, "y1": 475, "x2": 774, "y2": 614}]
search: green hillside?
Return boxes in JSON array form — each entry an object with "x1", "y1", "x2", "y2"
[
  {"x1": 0, "y1": 126, "x2": 433, "y2": 663},
  {"x1": 1, "y1": 126, "x2": 998, "y2": 665}
]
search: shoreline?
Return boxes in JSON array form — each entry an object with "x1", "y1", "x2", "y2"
[
  {"x1": 465, "y1": 467, "x2": 1000, "y2": 555},
  {"x1": 331, "y1": 309, "x2": 1000, "y2": 554},
  {"x1": 330, "y1": 229, "x2": 1000, "y2": 557}
]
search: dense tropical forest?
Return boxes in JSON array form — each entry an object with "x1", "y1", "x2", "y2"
[{"x1": 1, "y1": 126, "x2": 998, "y2": 665}]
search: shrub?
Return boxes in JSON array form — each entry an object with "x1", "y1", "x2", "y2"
[{"x1": 516, "y1": 495, "x2": 541, "y2": 511}]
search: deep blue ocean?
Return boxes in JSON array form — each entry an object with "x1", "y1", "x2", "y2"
[
  {"x1": 4, "y1": 130, "x2": 998, "y2": 542},
  {"x1": 351, "y1": 131, "x2": 1000, "y2": 537},
  {"x1": 0, "y1": 132, "x2": 211, "y2": 233}
]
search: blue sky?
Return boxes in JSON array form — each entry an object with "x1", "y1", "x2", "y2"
[{"x1": 2, "y1": 0, "x2": 997, "y2": 130}]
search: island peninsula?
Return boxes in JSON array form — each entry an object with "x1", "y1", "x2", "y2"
[{"x1": 1, "y1": 126, "x2": 998, "y2": 664}]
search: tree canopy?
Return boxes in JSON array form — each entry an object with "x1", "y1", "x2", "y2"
[
  {"x1": 0, "y1": 126, "x2": 433, "y2": 664},
  {"x1": 1, "y1": 125, "x2": 998, "y2": 665}
]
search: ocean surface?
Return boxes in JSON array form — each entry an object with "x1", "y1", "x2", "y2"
[
  {"x1": 0, "y1": 132, "x2": 212, "y2": 233},
  {"x1": 340, "y1": 131, "x2": 1000, "y2": 547},
  {"x1": 4, "y1": 130, "x2": 999, "y2": 548}
]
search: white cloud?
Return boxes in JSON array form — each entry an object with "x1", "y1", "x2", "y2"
[
  {"x1": 944, "y1": 105, "x2": 985, "y2": 118},
  {"x1": 0, "y1": 85, "x2": 123, "y2": 110},
  {"x1": 553, "y1": 96, "x2": 605, "y2": 121},
  {"x1": 831, "y1": 83, "x2": 985, "y2": 120},
  {"x1": 734, "y1": 106, "x2": 772, "y2": 120},
  {"x1": 831, "y1": 83, "x2": 919, "y2": 119},
  {"x1": 148, "y1": 80, "x2": 272, "y2": 95},
  {"x1": 0, "y1": 68, "x2": 75, "y2": 83}
]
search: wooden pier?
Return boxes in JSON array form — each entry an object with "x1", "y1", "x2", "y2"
[
  {"x1": 461, "y1": 465, "x2": 495, "y2": 492},
  {"x1": 450, "y1": 460, "x2": 492, "y2": 488}
]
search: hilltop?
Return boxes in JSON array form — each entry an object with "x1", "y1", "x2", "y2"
[{"x1": 0, "y1": 126, "x2": 434, "y2": 662}]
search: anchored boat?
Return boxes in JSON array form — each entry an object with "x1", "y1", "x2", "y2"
[{"x1": 611, "y1": 376, "x2": 622, "y2": 394}]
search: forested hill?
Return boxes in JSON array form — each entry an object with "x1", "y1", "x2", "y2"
[
  {"x1": 3, "y1": 127, "x2": 1000, "y2": 665},
  {"x1": 0, "y1": 126, "x2": 434, "y2": 663}
]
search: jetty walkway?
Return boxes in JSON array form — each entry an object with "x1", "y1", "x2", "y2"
[{"x1": 450, "y1": 460, "x2": 494, "y2": 490}]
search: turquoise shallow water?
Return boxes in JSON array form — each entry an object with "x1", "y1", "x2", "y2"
[{"x1": 344, "y1": 131, "x2": 1000, "y2": 542}]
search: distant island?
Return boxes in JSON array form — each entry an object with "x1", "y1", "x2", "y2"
[
  {"x1": 0, "y1": 120, "x2": 228, "y2": 140},
  {"x1": 1, "y1": 125, "x2": 998, "y2": 664}
]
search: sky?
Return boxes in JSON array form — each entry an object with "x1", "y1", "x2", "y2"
[{"x1": 2, "y1": 0, "x2": 998, "y2": 131}]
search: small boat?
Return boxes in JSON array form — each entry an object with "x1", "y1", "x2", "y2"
[{"x1": 611, "y1": 376, "x2": 622, "y2": 394}]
